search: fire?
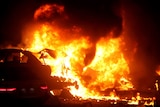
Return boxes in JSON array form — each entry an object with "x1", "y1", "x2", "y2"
[
  {"x1": 34, "y1": 4, "x2": 65, "y2": 20},
  {"x1": 156, "y1": 65, "x2": 160, "y2": 76},
  {"x1": 22, "y1": 3, "x2": 133, "y2": 100},
  {"x1": 83, "y1": 37, "x2": 133, "y2": 91},
  {"x1": 23, "y1": 23, "x2": 133, "y2": 99},
  {"x1": 127, "y1": 92, "x2": 155, "y2": 106}
]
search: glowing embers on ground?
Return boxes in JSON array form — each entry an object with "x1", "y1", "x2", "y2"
[
  {"x1": 25, "y1": 23, "x2": 133, "y2": 99},
  {"x1": 127, "y1": 92, "x2": 155, "y2": 106}
]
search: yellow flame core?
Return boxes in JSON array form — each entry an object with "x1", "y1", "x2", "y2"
[
  {"x1": 86, "y1": 37, "x2": 131, "y2": 90},
  {"x1": 24, "y1": 24, "x2": 133, "y2": 99}
]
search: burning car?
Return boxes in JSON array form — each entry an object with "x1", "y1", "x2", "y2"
[{"x1": 0, "y1": 48, "x2": 57, "y2": 106}]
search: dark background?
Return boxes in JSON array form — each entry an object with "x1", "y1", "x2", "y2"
[
  {"x1": 0, "y1": 0, "x2": 123, "y2": 45},
  {"x1": 0, "y1": 0, "x2": 160, "y2": 90}
]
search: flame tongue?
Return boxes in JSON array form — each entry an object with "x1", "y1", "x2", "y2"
[
  {"x1": 69, "y1": 36, "x2": 133, "y2": 99},
  {"x1": 83, "y1": 37, "x2": 132, "y2": 90}
]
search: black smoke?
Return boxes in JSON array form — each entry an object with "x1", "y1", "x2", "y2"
[
  {"x1": 0, "y1": 0, "x2": 122, "y2": 45},
  {"x1": 122, "y1": 0, "x2": 160, "y2": 90},
  {"x1": 0, "y1": 0, "x2": 38, "y2": 46},
  {"x1": 60, "y1": 0, "x2": 122, "y2": 42},
  {"x1": 33, "y1": 0, "x2": 123, "y2": 42}
]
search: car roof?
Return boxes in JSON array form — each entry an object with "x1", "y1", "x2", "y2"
[
  {"x1": 0, "y1": 48, "x2": 39, "y2": 63},
  {"x1": 0, "y1": 48, "x2": 23, "y2": 53},
  {"x1": 0, "y1": 48, "x2": 35, "y2": 56}
]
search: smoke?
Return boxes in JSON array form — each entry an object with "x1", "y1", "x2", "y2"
[
  {"x1": 122, "y1": 0, "x2": 160, "y2": 90},
  {"x1": 0, "y1": 0, "x2": 37, "y2": 46},
  {"x1": 34, "y1": 0, "x2": 123, "y2": 42},
  {"x1": 0, "y1": 0, "x2": 123, "y2": 49},
  {"x1": 34, "y1": 4, "x2": 65, "y2": 21},
  {"x1": 64, "y1": 0, "x2": 122, "y2": 41},
  {"x1": 32, "y1": 0, "x2": 123, "y2": 67}
]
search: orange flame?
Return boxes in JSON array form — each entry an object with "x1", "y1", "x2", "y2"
[
  {"x1": 34, "y1": 4, "x2": 65, "y2": 20},
  {"x1": 23, "y1": 23, "x2": 133, "y2": 99},
  {"x1": 156, "y1": 65, "x2": 160, "y2": 76},
  {"x1": 22, "y1": 4, "x2": 133, "y2": 100}
]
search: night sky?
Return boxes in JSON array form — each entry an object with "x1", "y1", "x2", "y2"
[{"x1": 0, "y1": 0, "x2": 160, "y2": 89}]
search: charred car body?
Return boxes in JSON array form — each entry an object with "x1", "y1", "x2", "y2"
[{"x1": 0, "y1": 48, "x2": 53, "y2": 106}]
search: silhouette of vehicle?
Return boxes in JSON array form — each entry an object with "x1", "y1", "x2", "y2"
[{"x1": 0, "y1": 48, "x2": 55, "y2": 106}]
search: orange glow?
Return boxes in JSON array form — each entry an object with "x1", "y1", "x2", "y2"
[
  {"x1": 22, "y1": 4, "x2": 134, "y2": 100},
  {"x1": 156, "y1": 65, "x2": 160, "y2": 76},
  {"x1": 34, "y1": 4, "x2": 64, "y2": 20},
  {"x1": 23, "y1": 23, "x2": 133, "y2": 99}
]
